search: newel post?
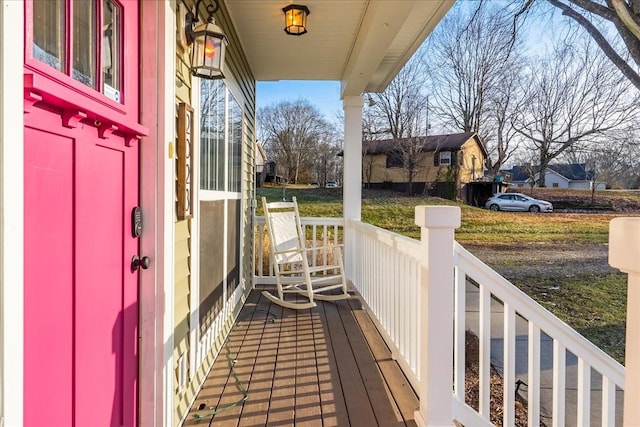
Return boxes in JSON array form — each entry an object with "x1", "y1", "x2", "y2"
[
  {"x1": 414, "y1": 206, "x2": 461, "y2": 427},
  {"x1": 609, "y1": 217, "x2": 640, "y2": 426}
]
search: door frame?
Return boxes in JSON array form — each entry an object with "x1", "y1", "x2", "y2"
[
  {"x1": 1, "y1": 2, "x2": 25, "y2": 426},
  {"x1": 139, "y1": 1, "x2": 176, "y2": 425}
]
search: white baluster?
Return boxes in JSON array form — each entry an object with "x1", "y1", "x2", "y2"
[
  {"x1": 528, "y1": 322, "x2": 541, "y2": 426},
  {"x1": 454, "y1": 266, "x2": 466, "y2": 401},
  {"x1": 553, "y1": 340, "x2": 566, "y2": 427},
  {"x1": 602, "y1": 376, "x2": 615, "y2": 426},
  {"x1": 577, "y1": 358, "x2": 591, "y2": 426},
  {"x1": 479, "y1": 284, "x2": 491, "y2": 418},
  {"x1": 504, "y1": 304, "x2": 516, "y2": 426}
]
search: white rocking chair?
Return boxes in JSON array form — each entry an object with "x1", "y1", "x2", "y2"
[{"x1": 261, "y1": 196, "x2": 350, "y2": 310}]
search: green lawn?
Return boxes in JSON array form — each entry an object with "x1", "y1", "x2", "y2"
[{"x1": 258, "y1": 186, "x2": 615, "y2": 243}]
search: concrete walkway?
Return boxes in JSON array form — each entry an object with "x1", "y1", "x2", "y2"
[{"x1": 464, "y1": 282, "x2": 624, "y2": 426}]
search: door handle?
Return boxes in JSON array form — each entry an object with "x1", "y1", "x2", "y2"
[{"x1": 131, "y1": 255, "x2": 151, "y2": 272}]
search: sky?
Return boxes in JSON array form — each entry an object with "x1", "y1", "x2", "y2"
[{"x1": 256, "y1": 80, "x2": 343, "y2": 122}]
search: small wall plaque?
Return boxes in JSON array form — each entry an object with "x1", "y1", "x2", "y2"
[{"x1": 177, "y1": 103, "x2": 194, "y2": 220}]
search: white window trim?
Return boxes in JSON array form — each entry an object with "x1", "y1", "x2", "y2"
[{"x1": 439, "y1": 151, "x2": 452, "y2": 166}]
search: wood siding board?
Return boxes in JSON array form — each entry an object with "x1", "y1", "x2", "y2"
[
  {"x1": 175, "y1": 296, "x2": 190, "y2": 327},
  {"x1": 175, "y1": 257, "x2": 190, "y2": 280},
  {"x1": 175, "y1": 238, "x2": 190, "y2": 259},
  {"x1": 175, "y1": 277, "x2": 190, "y2": 302},
  {"x1": 176, "y1": 219, "x2": 191, "y2": 238},
  {"x1": 174, "y1": 6, "x2": 193, "y2": 414}
]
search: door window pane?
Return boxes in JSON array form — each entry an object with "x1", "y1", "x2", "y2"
[
  {"x1": 102, "y1": 0, "x2": 122, "y2": 101},
  {"x1": 32, "y1": 0, "x2": 66, "y2": 72},
  {"x1": 72, "y1": 0, "x2": 97, "y2": 87}
]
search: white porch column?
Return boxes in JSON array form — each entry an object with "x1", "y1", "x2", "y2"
[
  {"x1": 342, "y1": 96, "x2": 363, "y2": 279},
  {"x1": 414, "y1": 206, "x2": 461, "y2": 427},
  {"x1": 1, "y1": 1, "x2": 25, "y2": 426},
  {"x1": 609, "y1": 217, "x2": 640, "y2": 427}
]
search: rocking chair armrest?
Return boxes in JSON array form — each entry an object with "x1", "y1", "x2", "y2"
[
  {"x1": 273, "y1": 247, "x2": 306, "y2": 257},
  {"x1": 273, "y1": 245, "x2": 343, "y2": 257},
  {"x1": 303, "y1": 244, "x2": 343, "y2": 252}
]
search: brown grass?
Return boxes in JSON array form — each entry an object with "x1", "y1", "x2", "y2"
[{"x1": 464, "y1": 330, "x2": 530, "y2": 427}]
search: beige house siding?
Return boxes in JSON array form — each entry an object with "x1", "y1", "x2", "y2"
[
  {"x1": 364, "y1": 136, "x2": 486, "y2": 191},
  {"x1": 220, "y1": 2, "x2": 256, "y2": 304},
  {"x1": 173, "y1": 0, "x2": 193, "y2": 418},
  {"x1": 458, "y1": 140, "x2": 485, "y2": 183},
  {"x1": 173, "y1": 1, "x2": 256, "y2": 425},
  {"x1": 367, "y1": 152, "x2": 442, "y2": 184}
]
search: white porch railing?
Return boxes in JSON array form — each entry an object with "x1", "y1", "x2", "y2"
[{"x1": 253, "y1": 209, "x2": 632, "y2": 426}]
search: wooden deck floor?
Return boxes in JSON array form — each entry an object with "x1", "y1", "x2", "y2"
[{"x1": 183, "y1": 288, "x2": 418, "y2": 427}]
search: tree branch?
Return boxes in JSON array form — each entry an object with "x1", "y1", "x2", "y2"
[
  {"x1": 567, "y1": 0, "x2": 617, "y2": 21},
  {"x1": 548, "y1": 0, "x2": 640, "y2": 89},
  {"x1": 611, "y1": 0, "x2": 640, "y2": 39}
]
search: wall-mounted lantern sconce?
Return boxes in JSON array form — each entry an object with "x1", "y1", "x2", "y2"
[
  {"x1": 283, "y1": 4, "x2": 310, "y2": 36},
  {"x1": 185, "y1": 0, "x2": 228, "y2": 79}
]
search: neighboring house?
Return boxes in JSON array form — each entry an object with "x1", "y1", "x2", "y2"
[
  {"x1": 255, "y1": 142, "x2": 267, "y2": 187},
  {"x1": 507, "y1": 163, "x2": 606, "y2": 189},
  {"x1": 2, "y1": 1, "x2": 455, "y2": 426},
  {"x1": 263, "y1": 160, "x2": 282, "y2": 184},
  {"x1": 362, "y1": 132, "x2": 487, "y2": 196}
]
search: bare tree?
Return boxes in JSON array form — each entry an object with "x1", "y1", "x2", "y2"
[
  {"x1": 366, "y1": 53, "x2": 431, "y2": 194},
  {"x1": 259, "y1": 99, "x2": 336, "y2": 184},
  {"x1": 367, "y1": 55, "x2": 428, "y2": 139},
  {"x1": 485, "y1": 62, "x2": 526, "y2": 177},
  {"x1": 512, "y1": 37, "x2": 636, "y2": 186},
  {"x1": 312, "y1": 138, "x2": 342, "y2": 187},
  {"x1": 425, "y1": 3, "x2": 525, "y2": 176},
  {"x1": 564, "y1": 128, "x2": 640, "y2": 189},
  {"x1": 515, "y1": 0, "x2": 640, "y2": 90}
]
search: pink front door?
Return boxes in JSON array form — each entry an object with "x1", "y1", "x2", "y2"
[
  {"x1": 24, "y1": 108, "x2": 140, "y2": 427},
  {"x1": 23, "y1": 1, "x2": 144, "y2": 424}
]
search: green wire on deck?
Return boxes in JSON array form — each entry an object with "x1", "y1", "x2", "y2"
[{"x1": 192, "y1": 310, "x2": 277, "y2": 420}]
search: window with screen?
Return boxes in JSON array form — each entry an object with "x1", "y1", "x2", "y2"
[
  {"x1": 228, "y1": 95, "x2": 242, "y2": 193},
  {"x1": 200, "y1": 79, "x2": 226, "y2": 191}
]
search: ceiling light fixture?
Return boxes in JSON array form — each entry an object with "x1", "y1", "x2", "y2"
[{"x1": 282, "y1": 4, "x2": 310, "y2": 36}]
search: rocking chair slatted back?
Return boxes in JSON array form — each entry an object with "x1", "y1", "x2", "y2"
[{"x1": 269, "y1": 209, "x2": 305, "y2": 264}]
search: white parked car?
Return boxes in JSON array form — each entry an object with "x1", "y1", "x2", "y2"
[
  {"x1": 325, "y1": 181, "x2": 338, "y2": 188},
  {"x1": 485, "y1": 193, "x2": 553, "y2": 213}
]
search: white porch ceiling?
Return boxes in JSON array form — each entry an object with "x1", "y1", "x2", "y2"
[{"x1": 224, "y1": 0, "x2": 454, "y2": 97}]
